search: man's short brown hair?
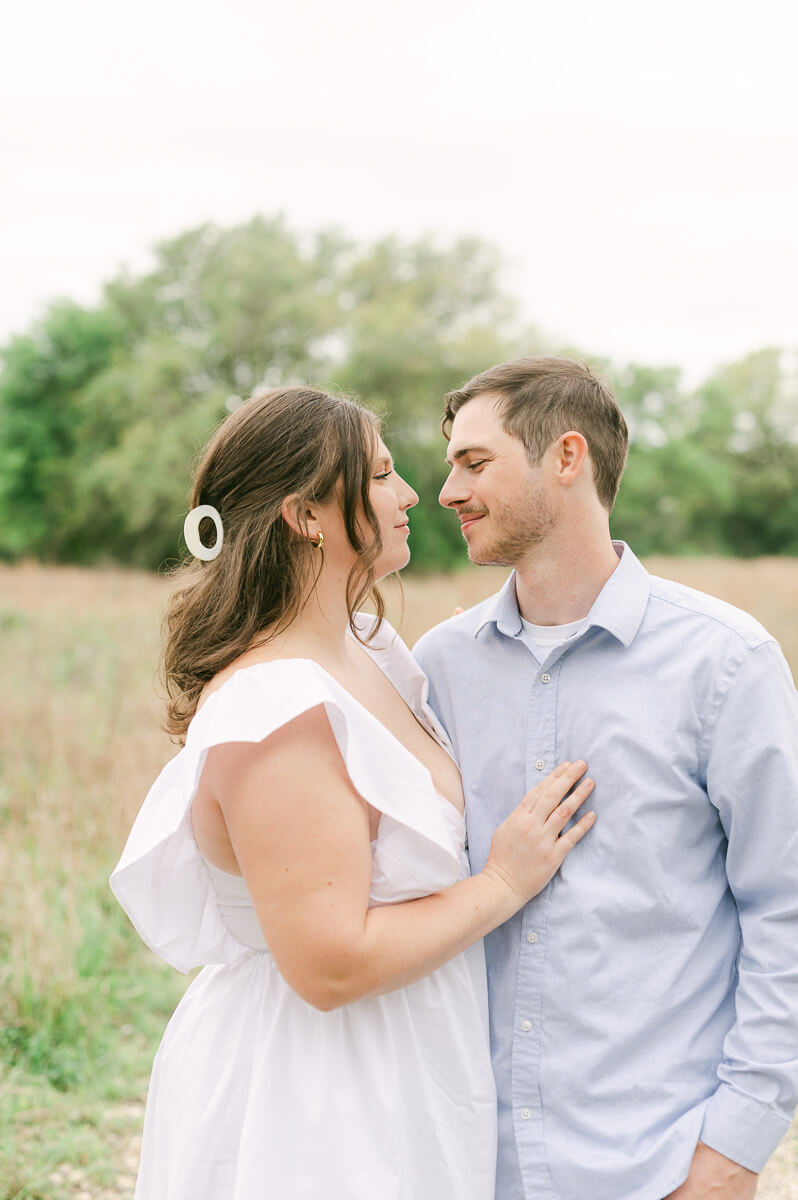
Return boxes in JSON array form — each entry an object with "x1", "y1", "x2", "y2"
[{"x1": 442, "y1": 356, "x2": 629, "y2": 511}]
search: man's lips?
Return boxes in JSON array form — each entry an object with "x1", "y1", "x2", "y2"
[{"x1": 459, "y1": 513, "x2": 485, "y2": 532}]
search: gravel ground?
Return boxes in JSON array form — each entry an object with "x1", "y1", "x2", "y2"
[
  {"x1": 759, "y1": 1126, "x2": 798, "y2": 1200},
  {"x1": 47, "y1": 1110, "x2": 798, "y2": 1198}
]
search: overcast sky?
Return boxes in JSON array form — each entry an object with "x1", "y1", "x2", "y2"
[{"x1": 3, "y1": 0, "x2": 797, "y2": 382}]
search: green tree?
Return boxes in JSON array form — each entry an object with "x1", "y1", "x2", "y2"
[
  {"x1": 105, "y1": 216, "x2": 347, "y2": 388},
  {"x1": 2, "y1": 216, "x2": 796, "y2": 567},
  {"x1": 0, "y1": 303, "x2": 125, "y2": 559},
  {"x1": 607, "y1": 361, "x2": 736, "y2": 554},
  {"x1": 67, "y1": 339, "x2": 228, "y2": 566},
  {"x1": 695, "y1": 349, "x2": 798, "y2": 555},
  {"x1": 0, "y1": 219, "x2": 530, "y2": 568}
]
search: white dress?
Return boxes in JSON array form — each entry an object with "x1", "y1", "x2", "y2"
[{"x1": 110, "y1": 619, "x2": 497, "y2": 1200}]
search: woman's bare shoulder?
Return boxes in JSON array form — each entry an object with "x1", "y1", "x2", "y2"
[{"x1": 197, "y1": 629, "x2": 315, "y2": 712}]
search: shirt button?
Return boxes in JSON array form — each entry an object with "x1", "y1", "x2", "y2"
[
  {"x1": 540, "y1": 672, "x2": 551, "y2": 684},
  {"x1": 534, "y1": 759, "x2": 546, "y2": 771},
  {"x1": 526, "y1": 931, "x2": 538, "y2": 944},
  {"x1": 521, "y1": 1019, "x2": 533, "y2": 1032},
  {"x1": 520, "y1": 1108, "x2": 532, "y2": 1120}
]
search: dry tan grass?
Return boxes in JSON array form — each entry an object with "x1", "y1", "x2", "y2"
[
  {"x1": 2, "y1": 553, "x2": 797, "y2": 661},
  {"x1": 1, "y1": 558, "x2": 797, "y2": 1197}
]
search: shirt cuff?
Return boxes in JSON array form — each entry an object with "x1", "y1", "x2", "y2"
[{"x1": 700, "y1": 1083, "x2": 791, "y2": 1174}]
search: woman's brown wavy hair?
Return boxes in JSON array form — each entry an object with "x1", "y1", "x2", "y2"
[{"x1": 162, "y1": 387, "x2": 385, "y2": 741}]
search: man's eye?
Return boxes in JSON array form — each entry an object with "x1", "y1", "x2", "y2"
[{"x1": 467, "y1": 460, "x2": 487, "y2": 471}]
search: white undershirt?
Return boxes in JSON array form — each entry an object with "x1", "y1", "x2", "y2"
[{"x1": 518, "y1": 616, "x2": 587, "y2": 664}]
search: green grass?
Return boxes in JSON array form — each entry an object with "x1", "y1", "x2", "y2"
[
  {"x1": 0, "y1": 571, "x2": 189, "y2": 1198},
  {"x1": 1, "y1": 961, "x2": 183, "y2": 1200}
]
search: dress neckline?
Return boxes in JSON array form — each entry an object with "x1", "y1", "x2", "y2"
[{"x1": 196, "y1": 651, "x2": 465, "y2": 823}]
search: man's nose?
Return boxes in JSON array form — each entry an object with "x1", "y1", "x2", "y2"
[{"x1": 439, "y1": 470, "x2": 465, "y2": 509}]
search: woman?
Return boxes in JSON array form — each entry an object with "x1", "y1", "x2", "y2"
[{"x1": 111, "y1": 386, "x2": 595, "y2": 1199}]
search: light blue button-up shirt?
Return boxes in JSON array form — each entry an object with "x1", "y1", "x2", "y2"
[{"x1": 414, "y1": 543, "x2": 798, "y2": 1200}]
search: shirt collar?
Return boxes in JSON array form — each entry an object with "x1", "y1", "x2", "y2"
[
  {"x1": 584, "y1": 541, "x2": 651, "y2": 647},
  {"x1": 474, "y1": 541, "x2": 651, "y2": 648},
  {"x1": 474, "y1": 572, "x2": 524, "y2": 638}
]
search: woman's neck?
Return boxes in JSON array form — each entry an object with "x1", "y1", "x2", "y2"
[{"x1": 265, "y1": 560, "x2": 361, "y2": 669}]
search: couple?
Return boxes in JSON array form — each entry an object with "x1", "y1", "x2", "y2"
[{"x1": 111, "y1": 357, "x2": 798, "y2": 1200}]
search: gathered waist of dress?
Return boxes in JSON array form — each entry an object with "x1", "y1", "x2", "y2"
[
  {"x1": 203, "y1": 860, "x2": 270, "y2": 951},
  {"x1": 202, "y1": 794, "x2": 468, "y2": 952}
]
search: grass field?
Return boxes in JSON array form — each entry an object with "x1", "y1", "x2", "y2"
[{"x1": 1, "y1": 558, "x2": 797, "y2": 1199}]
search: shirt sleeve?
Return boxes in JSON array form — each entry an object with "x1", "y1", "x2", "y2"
[{"x1": 700, "y1": 638, "x2": 798, "y2": 1172}]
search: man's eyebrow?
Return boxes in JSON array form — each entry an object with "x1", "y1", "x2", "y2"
[{"x1": 444, "y1": 445, "x2": 493, "y2": 466}]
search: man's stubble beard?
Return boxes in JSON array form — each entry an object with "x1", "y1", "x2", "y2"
[{"x1": 466, "y1": 484, "x2": 558, "y2": 567}]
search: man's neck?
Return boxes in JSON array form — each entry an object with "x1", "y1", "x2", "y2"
[{"x1": 513, "y1": 535, "x2": 621, "y2": 627}]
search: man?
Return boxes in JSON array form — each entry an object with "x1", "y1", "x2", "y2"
[{"x1": 413, "y1": 357, "x2": 798, "y2": 1200}]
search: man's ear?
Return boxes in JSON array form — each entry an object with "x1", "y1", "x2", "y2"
[
  {"x1": 555, "y1": 431, "x2": 590, "y2": 485},
  {"x1": 280, "y1": 493, "x2": 318, "y2": 538}
]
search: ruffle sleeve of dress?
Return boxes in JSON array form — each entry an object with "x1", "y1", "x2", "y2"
[{"x1": 110, "y1": 620, "x2": 465, "y2": 974}]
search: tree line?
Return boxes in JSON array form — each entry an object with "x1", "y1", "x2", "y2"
[{"x1": 1, "y1": 215, "x2": 796, "y2": 571}]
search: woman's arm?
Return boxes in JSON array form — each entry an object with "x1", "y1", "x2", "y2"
[{"x1": 204, "y1": 704, "x2": 595, "y2": 1011}]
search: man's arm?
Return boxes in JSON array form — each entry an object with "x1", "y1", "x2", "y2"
[
  {"x1": 664, "y1": 1142, "x2": 758, "y2": 1199},
  {"x1": 695, "y1": 638, "x2": 798, "y2": 1176}
]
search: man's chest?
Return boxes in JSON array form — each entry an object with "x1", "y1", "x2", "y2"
[{"x1": 441, "y1": 638, "x2": 711, "y2": 875}]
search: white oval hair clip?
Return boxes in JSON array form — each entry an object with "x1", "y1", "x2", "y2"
[{"x1": 183, "y1": 504, "x2": 224, "y2": 561}]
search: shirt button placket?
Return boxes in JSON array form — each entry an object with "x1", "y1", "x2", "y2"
[
  {"x1": 512, "y1": 910, "x2": 550, "y2": 1193},
  {"x1": 518, "y1": 659, "x2": 557, "y2": 1193}
]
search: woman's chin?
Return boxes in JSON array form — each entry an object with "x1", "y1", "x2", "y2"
[{"x1": 375, "y1": 547, "x2": 411, "y2": 581}]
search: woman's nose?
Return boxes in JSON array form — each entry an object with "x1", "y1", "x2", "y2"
[{"x1": 400, "y1": 476, "x2": 419, "y2": 510}]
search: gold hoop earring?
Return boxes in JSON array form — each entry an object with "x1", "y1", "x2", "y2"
[{"x1": 310, "y1": 529, "x2": 324, "y2": 549}]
